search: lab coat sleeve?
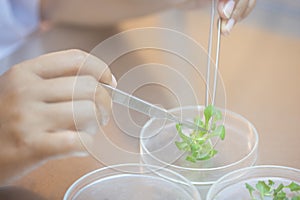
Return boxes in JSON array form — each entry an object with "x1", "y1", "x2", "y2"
[{"x1": 0, "y1": 0, "x2": 40, "y2": 61}]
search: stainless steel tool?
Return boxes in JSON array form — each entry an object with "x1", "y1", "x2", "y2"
[
  {"x1": 206, "y1": 0, "x2": 222, "y2": 107},
  {"x1": 101, "y1": 83, "x2": 207, "y2": 132},
  {"x1": 204, "y1": 0, "x2": 223, "y2": 152}
]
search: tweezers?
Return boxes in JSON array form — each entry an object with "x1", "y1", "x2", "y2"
[
  {"x1": 101, "y1": 83, "x2": 207, "y2": 132},
  {"x1": 206, "y1": 0, "x2": 222, "y2": 106}
]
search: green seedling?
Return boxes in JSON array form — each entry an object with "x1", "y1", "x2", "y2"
[
  {"x1": 175, "y1": 105, "x2": 225, "y2": 163},
  {"x1": 245, "y1": 180, "x2": 300, "y2": 200}
]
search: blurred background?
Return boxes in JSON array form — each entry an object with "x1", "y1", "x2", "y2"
[{"x1": 246, "y1": 0, "x2": 300, "y2": 37}]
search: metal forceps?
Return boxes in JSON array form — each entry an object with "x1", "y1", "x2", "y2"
[
  {"x1": 202, "y1": 0, "x2": 223, "y2": 152},
  {"x1": 205, "y1": 0, "x2": 222, "y2": 107},
  {"x1": 101, "y1": 84, "x2": 207, "y2": 132}
]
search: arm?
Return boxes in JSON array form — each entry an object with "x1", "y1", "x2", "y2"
[
  {"x1": 40, "y1": 0, "x2": 256, "y2": 33},
  {"x1": 40, "y1": 0, "x2": 188, "y2": 26}
]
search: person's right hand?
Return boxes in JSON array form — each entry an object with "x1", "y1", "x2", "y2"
[{"x1": 0, "y1": 49, "x2": 116, "y2": 185}]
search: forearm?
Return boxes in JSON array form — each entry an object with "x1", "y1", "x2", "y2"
[{"x1": 40, "y1": 0, "x2": 188, "y2": 27}]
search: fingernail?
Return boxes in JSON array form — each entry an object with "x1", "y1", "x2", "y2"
[
  {"x1": 223, "y1": 18, "x2": 235, "y2": 35},
  {"x1": 223, "y1": 0, "x2": 235, "y2": 19},
  {"x1": 111, "y1": 74, "x2": 117, "y2": 88}
]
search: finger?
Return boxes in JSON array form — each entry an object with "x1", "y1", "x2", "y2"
[
  {"x1": 218, "y1": 0, "x2": 236, "y2": 19},
  {"x1": 35, "y1": 75, "x2": 104, "y2": 103},
  {"x1": 218, "y1": 0, "x2": 237, "y2": 35},
  {"x1": 241, "y1": 0, "x2": 256, "y2": 19},
  {"x1": 33, "y1": 130, "x2": 91, "y2": 158},
  {"x1": 45, "y1": 100, "x2": 111, "y2": 132},
  {"x1": 24, "y1": 49, "x2": 114, "y2": 86},
  {"x1": 221, "y1": 18, "x2": 236, "y2": 36},
  {"x1": 219, "y1": 0, "x2": 254, "y2": 35},
  {"x1": 230, "y1": 0, "x2": 249, "y2": 22}
]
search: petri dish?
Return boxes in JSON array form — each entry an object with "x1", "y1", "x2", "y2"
[
  {"x1": 206, "y1": 165, "x2": 300, "y2": 200},
  {"x1": 140, "y1": 106, "x2": 259, "y2": 196},
  {"x1": 64, "y1": 163, "x2": 201, "y2": 200}
]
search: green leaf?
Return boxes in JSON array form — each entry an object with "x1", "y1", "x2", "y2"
[
  {"x1": 215, "y1": 109, "x2": 223, "y2": 120},
  {"x1": 268, "y1": 179, "x2": 275, "y2": 186},
  {"x1": 274, "y1": 183, "x2": 284, "y2": 196},
  {"x1": 214, "y1": 125, "x2": 226, "y2": 140},
  {"x1": 195, "y1": 136, "x2": 206, "y2": 144},
  {"x1": 193, "y1": 116, "x2": 207, "y2": 137},
  {"x1": 204, "y1": 105, "x2": 214, "y2": 126},
  {"x1": 194, "y1": 116, "x2": 204, "y2": 127},
  {"x1": 212, "y1": 109, "x2": 223, "y2": 125},
  {"x1": 175, "y1": 141, "x2": 188, "y2": 151},
  {"x1": 176, "y1": 123, "x2": 190, "y2": 142},
  {"x1": 291, "y1": 196, "x2": 300, "y2": 200},
  {"x1": 256, "y1": 181, "x2": 271, "y2": 199},
  {"x1": 273, "y1": 191, "x2": 287, "y2": 200},
  {"x1": 191, "y1": 143, "x2": 200, "y2": 152},
  {"x1": 246, "y1": 183, "x2": 255, "y2": 192},
  {"x1": 287, "y1": 182, "x2": 300, "y2": 192},
  {"x1": 245, "y1": 183, "x2": 256, "y2": 199},
  {"x1": 186, "y1": 155, "x2": 196, "y2": 163},
  {"x1": 197, "y1": 149, "x2": 217, "y2": 161},
  {"x1": 176, "y1": 123, "x2": 182, "y2": 132}
]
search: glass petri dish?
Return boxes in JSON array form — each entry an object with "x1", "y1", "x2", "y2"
[
  {"x1": 64, "y1": 163, "x2": 201, "y2": 200},
  {"x1": 206, "y1": 165, "x2": 300, "y2": 200},
  {"x1": 140, "y1": 106, "x2": 259, "y2": 196}
]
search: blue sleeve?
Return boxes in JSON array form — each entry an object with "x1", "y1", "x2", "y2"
[{"x1": 0, "y1": 0, "x2": 40, "y2": 61}]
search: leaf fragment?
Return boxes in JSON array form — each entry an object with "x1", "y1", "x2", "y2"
[
  {"x1": 256, "y1": 181, "x2": 271, "y2": 199},
  {"x1": 246, "y1": 180, "x2": 300, "y2": 200},
  {"x1": 287, "y1": 182, "x2": 300, "y2": 192},
  {"x1": 245, "y1": 183, "x2": 256, "y2": 199}
]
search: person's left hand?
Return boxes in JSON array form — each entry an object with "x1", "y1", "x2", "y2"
[
  {"x1": 179, "y1": 0, "x2": 256, "y2": 35},
  {"x1": 217, "y1": 0, "x2": 256, "y2": 35}
]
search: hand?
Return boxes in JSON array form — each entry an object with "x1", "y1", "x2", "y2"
[
  {"x1": 176, "y1": 0, "x2": 256, "y2": 35},
  {"x1": 217, "y1": 0, "x2": 256, "y2": 35},
  {"x1": 0, "y1": 49, "x2": 116, "y2": 185}
]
